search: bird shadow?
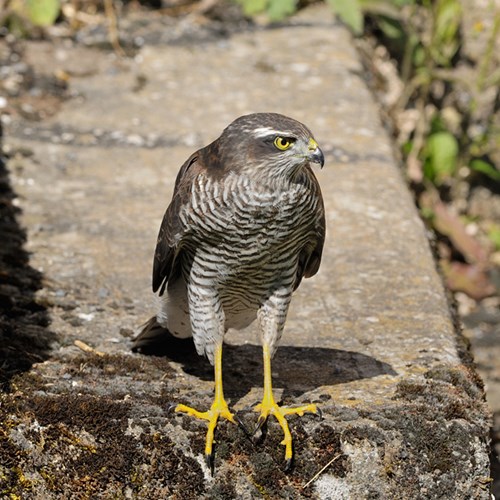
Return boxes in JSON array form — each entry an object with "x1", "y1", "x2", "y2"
[{"x1": 135, "y1": 334, "x2": 397, "y2": 404}]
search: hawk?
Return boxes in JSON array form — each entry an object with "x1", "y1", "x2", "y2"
[{"x1": 134, "y1": 112, "x2": 325, "y2": 470}]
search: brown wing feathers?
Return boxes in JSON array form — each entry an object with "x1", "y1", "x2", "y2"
[{"x1": 152, "y1": 152, "x2": 200, "y2": 295}]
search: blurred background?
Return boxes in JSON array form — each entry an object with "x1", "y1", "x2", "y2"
[{"x1": 1, "y1": 0, "x2": 499, "y2": 492}]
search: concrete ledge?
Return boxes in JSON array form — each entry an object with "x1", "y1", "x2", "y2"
[{"x1": 1, "y1": 6, "x2": 492, "y2": 498}]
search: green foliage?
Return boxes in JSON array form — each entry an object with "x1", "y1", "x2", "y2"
[
  {"x1": 430, "y1": 0, "x2": 461, "y2": 66},
  {"x1": 3, "y1": 0, "x2": 61, "y2": 34},
  {"x1": 266, "y1": 0, "x2": 297, "y2": 21},
  {"x1": 423, "y1": 131, "x2": 459, "y2": 184},
  {"x1": 374, "y1": 15, "x2": 405, "y2": 41},
  {"x1": 25, "y1": 0, "x2": 61, "y2": 26},
  {"x1": 362, "y1": 0, "x2": 499, "y2": 195},
  {"x1": 367, "y1": 0, "x2": 499, "y2": 299},
  {"x1": 236, "y1": 0, "x2": 297, "y2": 21},
  {"x1": 238, "y1": 0, "x2": 267, "y2": 16},
  {"x1": 469, "y1": 159, "x2": 500, "y2": 183},
  {"x1": 326, "y1": 0, "x2": 363, "y2": 34},
  {"x1": 487, "y1": 225, "x2": 500, "y2": 251}
]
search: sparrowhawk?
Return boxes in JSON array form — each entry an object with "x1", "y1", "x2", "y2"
[{"x1": 134, "y1": 112, "x2": 325, "y2": 470}]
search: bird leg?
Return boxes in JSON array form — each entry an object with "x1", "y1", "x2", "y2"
[
  {"x1": 254, "y1": 342, "x2": 319, "y2": 469},
  {"x1": 175, "y1": 343, "x2": 235, "y2": 470}
]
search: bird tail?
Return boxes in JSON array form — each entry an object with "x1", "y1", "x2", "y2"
[{"x1": 131, "y1": 316, "x2": 170, "y2": 352}]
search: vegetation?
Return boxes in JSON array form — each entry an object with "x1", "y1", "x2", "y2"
[
  {"x1": 357, "y1": 0, "x2": 500, "y2": 301},
  {"x1": 1, "y1": 0, "x2": 61, "y2": 31}
]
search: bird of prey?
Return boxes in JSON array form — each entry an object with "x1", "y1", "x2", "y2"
[{"x1": 134, "y1": 112, "x2": 325, "y2": 470}]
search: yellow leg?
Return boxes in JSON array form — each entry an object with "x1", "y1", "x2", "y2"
[
  {"x1": 255, "y1": 342, "x2": 319, "y2": 469},
  {"x1": 175, "y1": 344, "x2": 235, "y2": 469}
]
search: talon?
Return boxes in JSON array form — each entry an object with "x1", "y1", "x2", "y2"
[
  {"x1": 234, "y1": 414, "x2": 250, "y2": 435},
  {"x1": 284, "y1": 457, "x2": 293, "y2": 472},
  {"x1": 205, "y1": 453, "x2": 215, "y2": 475},
  {"x1": 315, "y1": 406, "x2": 323, "y2": 419},
  {"x1": 254, "y1": 414, "x2": 268, "y2": 434},
  {"x1": 167, "y1": 403, "x2": 177, "y2": 414}
]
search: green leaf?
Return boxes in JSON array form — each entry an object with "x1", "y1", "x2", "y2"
[
  {"x1": 376, "y1": 16, "x2": 405, "y2": 40},
  {"x1": 487, "y1": 225, "x2": 500, "y2": 250},
  {"x1": 470, "y1": 159, "x2": 500, "y2": 183},
  {"x1": 420, "y1": 206, "x2": 435, "y2": 220},
  {"x1": 327, "y1": 0, "x2": 364, "y2": 35},
  {"x1": 424, "y1": 131, "x2": 459, "y2": 183},
  {"x1": 267, "y1": 0, "x2": 297, "y2": 21},
  {"x1": 434, "y1": 0, "x2": 462, "y2": 43},
  {"x1": 431, "y1": 0, "x2": 462, "y2": 66},
  {"x1": 26, "y1": 0, "x2": 60, "y2": 26},
  {"x1": 412, "y1": 44, "x2": 426, "y2": 67},
  {"x1": 238, "y1": 0, "x2": 268, "y2": 16},
  {"x1": 402, "y1": 140, "x2": 413, "y2": 156}
]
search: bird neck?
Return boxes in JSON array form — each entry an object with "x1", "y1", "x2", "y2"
[{"x1": 241, "y1": 166, "x2": 307, "y2": 191}]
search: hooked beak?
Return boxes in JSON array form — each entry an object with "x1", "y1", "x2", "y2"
[{"x1": 307, "y1": 138, "x2": 325, "y2": 168}]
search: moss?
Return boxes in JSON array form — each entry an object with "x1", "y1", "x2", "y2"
[
  {"x1": 0, "y1": 466, "x2": 34, "y2": 497},
  {"x1": 395, "y1": 366, "x2": 487, "y2": 423},
  {"x1": 309, "y1": 424, "x2": 349, "y2": 477},
  {"x1": 1, "y1": 388, "x2": 206, "y2": 496},
  {"x1": 28, "y1": 393, "x2": 130, "y2": 428},
  {"x1": 0, "y1": 347, "x2": 210, "y2": 498},
  {"x1": 342, "y1": 423, "x2": 386, "y2": 447},
  {"x1": 249, "y1": 450, "x2": 287, "y2": 495},
  {"x1": 352, "y1": 396, "x2": 489, "y2": 498},
  {"x1": 205, "y1": 475, "x2": 238, "y2": 499},
  {"x1": 0, "y1": 396, "x2": 31, "y2": 496},
  {"x1": 7, "y1": 371, "x2": 46, "y2": 394},
  {"x1": 68, "y1": 352, "x2": 175, "y2": 379},
  {"x1": 425, "y1": 365, "x2": 485, "y2": 400}
]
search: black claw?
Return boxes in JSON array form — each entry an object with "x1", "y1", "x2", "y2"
[
  {"x1": 252, "y1": 416, "x2": 268, "y2": 445},
  {"x1": 205, "y1": 453, "x2": 215, "y2": 475},
  {"x1": 234, "y1": 414, "x2": 250, "y2": 436},
  {"x1": 254, "y1": 414, "x2": 267, "y2": 434},
  {"x1": 315, "y1": 407, "x2": 323, "y2": 420},
  {"x1": 167, "y1": 403, "x2": 178, "y2": 414},
  {"x1": 284, "y1": 458, "x2": 293, "y2": 472}
]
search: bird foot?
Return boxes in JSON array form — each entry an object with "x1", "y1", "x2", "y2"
[
  {"x1": 254, "y1": 400, "x2": 319, "y2": 469},
  {"x1": 175, "y1": 399, "x2": 235, "y2": 473}
]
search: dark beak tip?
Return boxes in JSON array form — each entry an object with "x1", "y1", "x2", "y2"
[{"x1": 312, "y1": 148, "x2": 325, "y2": 168}]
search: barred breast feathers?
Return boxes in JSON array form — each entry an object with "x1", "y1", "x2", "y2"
[{"x1": 183, "y1": 171, "x2": 320, "y2": 253}]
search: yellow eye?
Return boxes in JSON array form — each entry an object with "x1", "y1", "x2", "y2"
[{"x1": 274, "y1": 137, "x2": 294, "y2": 151}]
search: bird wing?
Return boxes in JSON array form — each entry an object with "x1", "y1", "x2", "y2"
[
  {"x1": 295, "y1": 168, "x2": 325, "y2": 290},
  {"x1": 152, "y1": 152, "x2": 200, "y2": 295}
]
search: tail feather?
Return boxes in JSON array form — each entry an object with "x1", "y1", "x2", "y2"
[
  {"x1": 132, "y1": 316, "x2": 171, "y2": 352},
  {"x1": 132, "y1": 316, "x2": 196, "y2": 358}
]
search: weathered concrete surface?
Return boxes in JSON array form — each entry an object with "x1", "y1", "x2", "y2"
[{"x1": 0, "y1": 6, "x2": 492, "y2": 498}]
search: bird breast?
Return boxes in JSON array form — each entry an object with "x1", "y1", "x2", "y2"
[{"x1": 181, "y1": 171, "x2": 318, "y2": 264}]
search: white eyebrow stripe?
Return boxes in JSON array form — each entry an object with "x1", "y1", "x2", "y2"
[{"x1": 252, "y1": 127, "x2": 292, "y2": 138}]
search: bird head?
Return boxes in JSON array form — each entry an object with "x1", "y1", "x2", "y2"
[{"x1": 215, "y1": 113, "x2": 325, "y2": 181}]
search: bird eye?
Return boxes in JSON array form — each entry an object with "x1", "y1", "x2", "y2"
[{"x1": 273, "y1": 137, "x2": 295, "y2": 151}]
